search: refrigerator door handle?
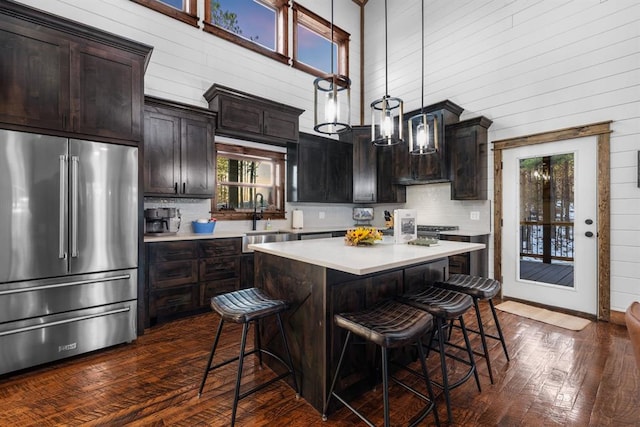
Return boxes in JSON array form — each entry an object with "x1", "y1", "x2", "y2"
[
  {"x1": 0, "y1": 273, "x2": 131, "y2": 296},
  {"x1": 59, "y1": 155, "x2": 68, "y2": 260},
  {"x1": 71, "y1": 155, "x2": 79, "y2": 258}
]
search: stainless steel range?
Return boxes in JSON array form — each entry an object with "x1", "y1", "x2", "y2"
[
  {"x1": 0, "y1": 129, "x2": 138, "y2": 375},
  {"x1": 417, "y1": 225, "x2": 459, "y2": 239}
]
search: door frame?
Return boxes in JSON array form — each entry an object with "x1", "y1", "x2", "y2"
[{"x1": 492, "y1": 121, "x2": 611, "y2": 320}]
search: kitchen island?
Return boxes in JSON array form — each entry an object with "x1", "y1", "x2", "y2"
[{"x1": 250, "y1": 237, "x2": 485, "y2": 413}]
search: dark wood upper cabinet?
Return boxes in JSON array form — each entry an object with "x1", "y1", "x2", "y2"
[
  {"x1": 341, "y1": 125, "x2": 406, "y2": 204},
  {"x1": 143, "y1": 96, "x2": 216, "y2": 198},
  {"x1": 396, "y1": 100, "x2": 463, "y2": 185},
  {"x1": 0, "y1": 1, "x2": 151, "y2": 143},
  {"x1": 287, "y1": 132, "x2": 353, "y2": 203},
  {"x1": 204, "y1": 84, "x2": 304, "y2": 146},
  {"x1": 447, "y1": 116, "x2": 493, "y2": 200}
]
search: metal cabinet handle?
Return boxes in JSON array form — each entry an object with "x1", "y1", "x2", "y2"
[
  {"x1": 585, "y1": 231, "x2": 594, "y2": 238},
  {"x1": 174, "y1": 182, "x2": 178, "y2": 194},
  {"x1": 183, "y1": 182, "x2": 186, "y2": 194}
]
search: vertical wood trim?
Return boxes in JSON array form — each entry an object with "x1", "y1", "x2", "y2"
[
  {"x1": 493, "y1": 148, "x2": 503, "y2": 290},
  {"x1": 492, "y1": 122, "x2": 611, "y2": 319},
  {"x1": 598, "y1": 131, "x2": 611, "y2": 321}
]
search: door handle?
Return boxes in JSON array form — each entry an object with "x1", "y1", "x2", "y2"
[
  {"x1": 585, "y1": 231, "x2": 594, "y2": 238},
  {"x1": 71, "y1": 155, "x2": 79, "y2": 258},
  {"x1": 59, "y1": 155, "x2": 67, "y2": 260}
]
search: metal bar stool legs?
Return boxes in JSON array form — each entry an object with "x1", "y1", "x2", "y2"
[
  {"x1": 400, "y1": 286, "x2": 481, "y2": 423},
  {"x1": 198, "y1": 288, "x2": 299, "y2": 427},
  {"x1": 322, "y1": 300, "x2": 440, "y2": 427},
  {"x1": 435, "y1": 274, "x2": 510, "y2": 384}
]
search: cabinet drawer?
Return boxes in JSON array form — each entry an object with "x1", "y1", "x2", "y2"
[
  {"x1": 200, "y1": 278, "x2": 240, "y2": 306},
  {"x1": 149, "y1": 241, "x2": 198, "y2": 262},
  {"x1": 149, "y1": 285, "x2": 198, "y2": 320},
  {"x1": 199, "y1": 258, "x2": 240, "y2": 282},
  {"x1": 198, "y1": 239, "x2": 241, "y2": 258},
  {"x1": 150, "y1": 260, "x2": 198, "y2": 289},
  {"x1": 439, "y1": 234, "x2": 470, "y2": 242}
]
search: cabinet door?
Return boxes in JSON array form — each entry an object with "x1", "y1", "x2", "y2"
[
  {"x1": 218, "y1": 96, "x2": 263, "y2": 136},
  {"x1": 297, "y1": 136, "x2": 328, "y2": 202},
  {"x1": 376, "y1": 144, "x2": 406, "y2": 203},
  {"x1": 181, "y1": 117, "x2": 214, "y2": 197},
  {"x1": 348, "y1": 126, "x2": 377, "y2": 203},
  {"x1": 144, "y1": 110, "x2": 181, "y2": 195},
  {"x1": 263, "y1": 109, "x2": 298, "y2": 142},
  {"x1": 0, "y1": 20, "x2": 70, "y2": 131},
  {"x1": 326, "y1": 140, "x2": 353, "y2": 203},
  {"x1": 71, "y1": 41, "x2": 143, "y2": 141}
]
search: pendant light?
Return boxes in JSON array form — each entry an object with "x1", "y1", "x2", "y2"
[
  {"x1": 371, "y1": 0, "x2": 403, "y2": 146},
  {"x1": 409, "y1": 0, "x2": 438, "y2": 155},
  {"x1": 313, "y1": 0, "x2": 351, "y2": 135}
]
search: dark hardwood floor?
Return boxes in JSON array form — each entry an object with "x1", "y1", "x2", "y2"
[{"x1": 1, "y1": 301, "x2": 638, "y2": 426}]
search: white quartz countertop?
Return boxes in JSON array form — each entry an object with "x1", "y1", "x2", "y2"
[{"x1": 250, "y1": 237, "x2": 485, "y2": 275}]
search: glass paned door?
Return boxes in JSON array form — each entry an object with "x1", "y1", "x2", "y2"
[
  {"x1": 519, "y1": 154, "x2": 575, "y2": 287},
  {"x1": 502, "y1": 137, "x2": 597, "y2": 315}
]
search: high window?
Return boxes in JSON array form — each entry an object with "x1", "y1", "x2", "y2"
[
  {"x1": 130, "y1": 0, "x2": 198, "y2": 27},
  {"x1": 203, "y1": 0, "x2": 289, "y2": 65},
  {"x1": 292, "y1": 3, "x2": 349, "y2": 78},
  {"x1": 214, "y1": 143, "x2": 285, "y2": 220}
]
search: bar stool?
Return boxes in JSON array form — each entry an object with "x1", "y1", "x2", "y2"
[
  {"x1": 399, "y1": 286, "x2": 481, "y2": 423},
  {"x1": 434, "y1": 274, "x2": 510, "y2": 384},
  {"x1": 198, "y1": 287, "x2": 299, "y2": 427},
  {"x1": 322, "y1": 299, "x2": 440, "y2": 427}
]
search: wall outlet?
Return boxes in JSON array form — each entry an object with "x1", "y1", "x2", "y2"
[
  {"x1": 319, "y1": 211, "x2": 325, "y2": 219},
  {"x1": 470, "y1": 211, "x2": 480, "y2": 221}
]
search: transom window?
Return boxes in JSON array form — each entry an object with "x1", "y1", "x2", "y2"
[
  {"x1": 203, "y1": 0, "x2": 289, "y2": 65},
  {"x1": 214, "y1": 143, "x2": 285, "y2": 220},
  {"x1": 292, "y1": 3, "x2": 349, "y2": 78},
  {"x1": 130, "y1": 0, "x2": 198, "y2": 27}
]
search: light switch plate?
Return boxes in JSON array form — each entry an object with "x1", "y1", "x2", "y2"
[{"x1": 470, "y1": 211, "x2": 480, "y2": 220}]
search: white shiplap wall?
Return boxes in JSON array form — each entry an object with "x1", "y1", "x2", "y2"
[
  {"x1": 11, "y1": 0, "x2": 640, "y2": 312},
  {"x1": 364, "y1": 0, "x2": 640, "y2": 312}
]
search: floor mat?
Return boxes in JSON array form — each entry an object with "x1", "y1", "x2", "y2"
[{"x1": 495, "y1": 300, "x2": 591, "y2": 331}]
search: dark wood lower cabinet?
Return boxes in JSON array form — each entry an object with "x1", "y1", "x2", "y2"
[
  {"x1": 255, "y1": 253, "x2": 449, "y2": 414},
  {"x1": 439, "y1": 233, "x2": 489, "y2": 277},
  {"x1": 145, "y1": 238, "x2": 242, "y2": 327}
]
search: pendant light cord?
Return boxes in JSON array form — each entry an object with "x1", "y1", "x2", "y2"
[
  {"x1": 420, "y1": 0, "x2": 424, "y2": 114},
  {"x1": 384, "y1": 0, "x2": 389, "y2": 97},
  {"x1": 330, "y1": 0, "x2": 334, "y2": 75}
]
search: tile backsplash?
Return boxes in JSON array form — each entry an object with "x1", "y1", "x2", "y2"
[{"x1": 144, "y1": 181, "x2": 490, "y2": 234}]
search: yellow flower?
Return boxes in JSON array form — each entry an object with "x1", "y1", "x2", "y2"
[{"x1": 344, "y1": 227, "x2": 382, "y2": 246}]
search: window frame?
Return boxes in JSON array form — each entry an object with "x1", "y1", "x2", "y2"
[
  {"x1": 291, "y1": 2, "x2": 350, "y2": 79},
  {"x1": 203, "y1": 0, "x2": 289, "y2": 66},
  {"x1": 213, "y1": 142, "x2": 286, "y2": 221},
  {"x1": 130, "y1": 0, "x2": 199, "y2": 27}
]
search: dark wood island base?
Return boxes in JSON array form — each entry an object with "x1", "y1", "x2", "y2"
[{"x1": 254, "y1": 251, "x2": 448, "y2": 413}]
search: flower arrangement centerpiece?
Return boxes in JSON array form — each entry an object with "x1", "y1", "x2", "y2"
[{"x1": 344, "y1": 227, "x2": 383, "y2": 246}]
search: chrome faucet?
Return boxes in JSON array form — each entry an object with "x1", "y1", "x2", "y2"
[{"x1": 252, "y1": 193, "x2": 264, "y2": 230}]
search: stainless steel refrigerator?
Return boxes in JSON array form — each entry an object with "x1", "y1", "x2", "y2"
[{"x1": 0, "y1": 129, "x2": 138, "y2": 375}]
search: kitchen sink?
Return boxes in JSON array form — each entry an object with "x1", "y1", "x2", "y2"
[{"x1": 242, "y1": 232, "x2": 296, "y2": 253}]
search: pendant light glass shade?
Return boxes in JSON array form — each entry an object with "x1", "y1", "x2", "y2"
[
  {"x1": 314, "y1": 73, "x2": 351, "y2": 135},
  {"x1": 409, "y1": 112, "x2": 438, "y2": 155},
  {"x1": 371, "y1": 95, "x2": 403, "y2": 146},
  {"x1": 313, "y1": 0, "x2": 351, "y2": 135},
  {"x1": 370, "y1": 0, "x2": 403, "y2": 146}
]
